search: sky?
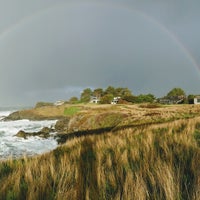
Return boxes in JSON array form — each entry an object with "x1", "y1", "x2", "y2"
[{"x1": 1, "y1": 0, "x2": 200, "y2": 106}]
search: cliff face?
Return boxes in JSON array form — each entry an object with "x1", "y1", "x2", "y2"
[{"x1": 56, "y1": 112, "x2": 128, "y2": 133}]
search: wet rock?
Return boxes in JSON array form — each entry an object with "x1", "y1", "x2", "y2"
[
  {"x1": 36, "y1": 127, "x2": 52, "y2": 138},
  {"x1": 15, "y1": 130, "x2": 27, "y2": 139},
  {"x1": 40, "y1": 127, "x2": 52, "y2": 134},
  {"x1": 4, "y1": 111, "x2": 21, "y2": 121},
  {"x1": 15, "y1": 127, "x2": 54, "y2": 139}
]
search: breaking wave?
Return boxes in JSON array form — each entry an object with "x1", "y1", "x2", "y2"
[{"x1": 0, "y1": 110, "x2": 57, "y2": 160}]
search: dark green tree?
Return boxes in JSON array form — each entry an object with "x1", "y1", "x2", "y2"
[
  {"x1": 123, "y1": 95, "x2": 137, "y2": 103},
  {"x1": 167, "y1": 88, "x2": 185, "y2": 97},
  {"x1": 135, "y1": 94, "x2": 156, "y2": 103},
  {"x1": 187, "y1": 94, "x2": 195, "y2": 104},
  {"x1": 80, "y1": 88, "x2": 92, "y2": 102},
  {"x1": 69, "y1": 96, "x2": 79, "y2": 104},
  {"x1": 93, "y1": 88, "x2": 104, "y2": 98},
  {"x1": 115, "y1": 87, "x2": 132, "y2": 98},
  {"x1": 100, "y1": 94, "x2": 114, "y2": 104},
  {"x1": 104, "y1": 86, "x2": 116, "y2": 96}
]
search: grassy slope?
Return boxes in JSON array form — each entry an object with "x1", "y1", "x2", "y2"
[
  {"x1": 1, "y1": 104, "x2": 200, "y2": 200},
  {"x1": 5, "y1": 103, "x2": 200, "y2": 121}
]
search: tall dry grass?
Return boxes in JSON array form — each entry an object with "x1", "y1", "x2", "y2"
[{"x1": 1, "y1": 117, "x2": 200, "y2": 199}]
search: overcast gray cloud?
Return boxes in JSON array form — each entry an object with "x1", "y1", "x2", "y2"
[{"x1": 1, "y1": 0, "x2": 200, "y2": 106}]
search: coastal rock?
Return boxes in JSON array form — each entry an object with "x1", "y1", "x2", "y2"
[
  {"x1": 39, "y1": 127, "x2": 53, "y2": 138},
  {"x1": 5, "y1": 111, "x2": 21, "y2": 121},
  {"x1": 54, "y1": 117, "x2": 70, "y2": 132},
  {"x1": 4, "y1": 110, "x2": 37, "y2": 121},
  {"x1": 15, "y1": 130, "x2": 27, "y2": 139},
  {"x1": 15, "y1": 127, "x2": 53, "y2": 139}
]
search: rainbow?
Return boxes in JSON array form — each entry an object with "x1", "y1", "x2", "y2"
[{"x1": 0, "y1": 1, "x2": 199, "y2": 74}]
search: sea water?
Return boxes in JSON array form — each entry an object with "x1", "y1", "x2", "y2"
[{"x1": 0, "y1": 109, "x2": 58, "y2": 160}]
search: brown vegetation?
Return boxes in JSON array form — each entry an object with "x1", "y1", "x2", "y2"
[{"x1": 1, "y1": 104, "x2": 200, "y2": 199}]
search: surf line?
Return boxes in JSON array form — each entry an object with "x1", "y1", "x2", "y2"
[{"x1": 0, "y1": 0, "x2": 199, "y2": 74}]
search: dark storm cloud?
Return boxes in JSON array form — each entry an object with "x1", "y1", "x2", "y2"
[{"x1": 0, "y1": 0, "x2": 200, "y2": 106}]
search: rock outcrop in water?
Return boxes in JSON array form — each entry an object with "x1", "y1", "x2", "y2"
[{"x1": 15, "y1": 127, "x2": 54, "y2": 139}]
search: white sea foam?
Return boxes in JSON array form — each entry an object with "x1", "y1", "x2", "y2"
[
  {"x1": 0, "y1": 110, "x2": 13, "y2": 120},
  {"x1": 0, "y1": 110, "x2": 58, "y2": 160}
]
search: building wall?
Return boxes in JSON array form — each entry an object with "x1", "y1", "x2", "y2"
[{"x1": 194, "y1": 98, "x2": 200, "y2": 104}]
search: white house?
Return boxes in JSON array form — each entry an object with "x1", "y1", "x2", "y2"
[
  {"x1": 194, "y1": 96, "x2": 200, "y2": 104},
  {"x1": 54, "y1": 100, "x2": 65, "y2": 106},
  {"x1": 111, "y1": 97, "x2": 121, "y2": 104},
  {"x1": 90, "y1": 96, "x2": 100, "y2": 104}
]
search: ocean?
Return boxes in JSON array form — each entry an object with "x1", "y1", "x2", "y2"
[{"x1": 0, "y1": 108, "x2": 58, "y2": 160}]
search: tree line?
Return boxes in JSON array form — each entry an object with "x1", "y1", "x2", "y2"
[{"x1": 68, "y1": 86, "x2": 197, "y2": 104}]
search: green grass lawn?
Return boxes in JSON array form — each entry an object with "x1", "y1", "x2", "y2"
[{"x1": 64, "y1": 106, "x2": 81, "y2": 116}]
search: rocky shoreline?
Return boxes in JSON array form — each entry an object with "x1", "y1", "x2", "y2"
[
  {"x1": 7, "y1": 104, "x2": 127, "y2": 143},
  {"x1": 13, "y1": 112, "x2": 124, "y2": 143},
  {"x1": 6, "y1": 103, "x2": 200, "y2": 144},
  {"x1": 15, "y1": 127, "x2": 54, "y2": 139},
  {"x1": 14, "y1": 118, "x2": 70, "y2": 142}
]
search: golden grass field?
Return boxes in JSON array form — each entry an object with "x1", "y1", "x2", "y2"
[{"x1": 1, "y1": 103, "x2": 200, "y2": 199}]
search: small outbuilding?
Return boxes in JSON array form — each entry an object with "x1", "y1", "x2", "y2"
[
  {"x1": 194, "y1": 96, "x2": 200, "y2": 104},
  {"x1": 90, "y1": 96, "x2": 100, "y2": 104},
  {"x1": 54, "y1": 100, "x2": 65, "y2": 106},
  {"x1": 111, "y1": 97, "x2": 121, "y2": 104}
]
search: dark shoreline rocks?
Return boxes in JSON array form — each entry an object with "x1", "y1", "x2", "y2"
[
  {"x1": 14, "y1": 118, "x2": 71, "y2": 142},
  {"x1": 8, "y1": 105, "x2": 129, "y2": 143},
  {"x1": 54, "y1": 117, "x2": 70, "y2": 132},
  {"x1": 4, "y1": 111, "x2": 21, "y2": 121},
  {"x1": 15, "y1": 127, "x2": 54, "y2": 139}
]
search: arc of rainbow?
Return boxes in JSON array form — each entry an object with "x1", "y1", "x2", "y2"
[{"x1": 0, "y1": 0, "x2": 199, "y2": 74}]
